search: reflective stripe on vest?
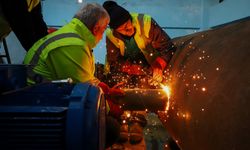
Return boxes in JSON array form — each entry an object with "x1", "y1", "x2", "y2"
[
  {"x1": 28, "y1": 33, "x2": 82, "y2": 83},
  {"x1": 106, "y1": 29, "x2": 125, "y2": 56}
]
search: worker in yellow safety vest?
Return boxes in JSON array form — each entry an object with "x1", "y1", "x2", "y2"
[
  {"x1": 24, "y1": 3, "x2": 124, "y2": 147},
  {"x1": 103, "y1": 1, "x2": 176, "y2": 88},
  {"x1": 0, "y1": 0, "x2": 48, "y2": 51}
]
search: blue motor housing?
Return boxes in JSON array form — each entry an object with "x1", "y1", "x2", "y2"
[
  {"x1": 0, "y1": 64, "x2": 27, "y2": 94},
  {"x1": 0, "y1": 83, "x2": 106, "y2": 150}
]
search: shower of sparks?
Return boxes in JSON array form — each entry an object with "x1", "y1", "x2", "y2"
[{"x1": 160, "y1": 83, "x2": 171, "y2": 111}]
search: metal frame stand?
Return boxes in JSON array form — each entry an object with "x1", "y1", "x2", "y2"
[{"x1": 0, "y1": 38, "x2": 11, "y2": 64}]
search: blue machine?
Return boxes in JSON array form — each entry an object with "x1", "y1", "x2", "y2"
[
  {"x1": 0, "y1": 83, "x2": 106, "y2": 150},
  {"x1": 0, "y1": 64, "x2": 27, "y2": 94}
]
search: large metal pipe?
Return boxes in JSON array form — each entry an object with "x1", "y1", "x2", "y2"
[
  {"x1": 159, "y1": 18, "x2": 250, "y2": 150},
  {"x1": 117, "y1": 89, "x2": 168, "y2": 111}
]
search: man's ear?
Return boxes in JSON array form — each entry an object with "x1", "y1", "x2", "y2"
[{"x1": 92, "y1": 24, "x2": 100, "y2": 36}]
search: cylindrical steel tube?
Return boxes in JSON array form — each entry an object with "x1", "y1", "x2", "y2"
[
  {"x1": 159, "y1": 19, "x2": 250, "y2": 150},
  {"x1": 117, "y1": 89, "x2": 168, "y2": 111}
]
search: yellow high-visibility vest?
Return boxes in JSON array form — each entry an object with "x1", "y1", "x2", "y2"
[{"x1": 24, "y1": 18, "x2": 96, "y2": 85}]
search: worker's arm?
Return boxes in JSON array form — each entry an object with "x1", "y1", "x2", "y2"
[
  {"x1": 148, "y1": 19, "x2": 176, "y2": 84},
  {"x1": 149, "y1": 18, "x2": 176, "y2": 67}
]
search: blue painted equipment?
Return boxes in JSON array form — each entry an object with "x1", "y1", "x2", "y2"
[
  {"x1": 0, "y1": 64, "x2": 27, "y2": 94},
  {"x1": 0, "y1": 83, "x2": 106, "y2": 150}
]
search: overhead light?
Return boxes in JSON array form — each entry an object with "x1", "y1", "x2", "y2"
[{"x1": 77, "y1": 0, "x2": 83, "y2": 3}]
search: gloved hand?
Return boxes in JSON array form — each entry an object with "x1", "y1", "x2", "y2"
[
  {"x1": 148, "y1": 67, "x2": 163, "y2": 87},
  {"x1": 149, "y1": 57, "x2": 166, "y2": 86},
  {"x1": 98, "y1": 82, "x2": 110, "y2": 94},
  {"x1": 98, "y1": 82, "x2": 124, "y2": 96},
  {"x1": 153, "y1": 67, "x2": 163, "y2": 83},
  {"x1": 98, "y1": 82, "x2": 124, "y2": 118}
]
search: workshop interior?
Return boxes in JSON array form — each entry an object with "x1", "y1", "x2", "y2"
[{"x1": 0, "y1": 0, "x2": 250, "y2": 150}]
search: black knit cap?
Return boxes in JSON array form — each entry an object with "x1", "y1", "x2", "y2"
[{"x1": 103, "y1": 1, "x2": 131, "y2": 29}]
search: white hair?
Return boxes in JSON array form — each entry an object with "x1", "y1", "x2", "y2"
[{"x1": 74, "y1": 3, "x2": 109, "y2": 30}]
